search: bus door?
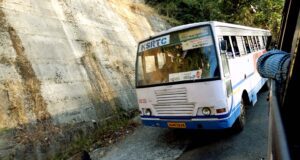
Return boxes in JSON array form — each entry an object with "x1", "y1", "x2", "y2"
[{"x1": 219, "y1": 37, "x2": 233, "y2": 110}]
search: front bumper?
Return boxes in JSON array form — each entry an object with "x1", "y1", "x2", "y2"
[{"x1": 141, "y1": 106, "x2": 240, "y2": 130}]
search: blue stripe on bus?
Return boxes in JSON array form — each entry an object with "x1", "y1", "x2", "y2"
[
  {"x1": 141, "y1": 102, "x2": 241, "y2": 120},
  {"x1": 141, "y1": 114, "x2": 229, "y2": 119},
  {"x1": 142, "y1": 105, "x2": 241, "y2": 129},
  {"x1": 141, "y1": 76, "x2": 266, "y2": 129},
  {"x1": 232, "y1": 72, "x2": 255, "y2": 90}
]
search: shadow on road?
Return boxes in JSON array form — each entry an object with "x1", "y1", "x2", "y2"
[{"x1": 159, "y1": 127, "x2": 237, "y2": 152}]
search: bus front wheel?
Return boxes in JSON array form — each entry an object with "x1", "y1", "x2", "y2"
[{"x1": 232, "y1": 98, "x2": 246, "y2": 132}]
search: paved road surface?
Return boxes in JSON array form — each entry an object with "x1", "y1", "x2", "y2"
[{"x1": 91, "y1": 91, "x2": 269, "y2": 160}]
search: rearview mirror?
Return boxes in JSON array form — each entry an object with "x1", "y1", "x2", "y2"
[{"x1": 220, "y1": 40, "x2": 227, "y2": 51}]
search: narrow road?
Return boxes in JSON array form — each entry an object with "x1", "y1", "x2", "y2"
[
  {"x1": 91, "y1": 91, "x2": 269, "y2": 160},
  {"x1": 177, "y1": 90, "x2": 269, "y2": 160}
]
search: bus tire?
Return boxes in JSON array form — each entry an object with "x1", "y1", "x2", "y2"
[
  {"x1": 242, "y1": 91, "x2": 251, "y2": 108},
  {"x1": 232, "y1": 98, "x2": 246, "y2": 132}
]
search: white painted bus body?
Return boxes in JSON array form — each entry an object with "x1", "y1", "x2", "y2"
[{"x1": 136, "y1": 21, "x2": 271, "y2": 129}]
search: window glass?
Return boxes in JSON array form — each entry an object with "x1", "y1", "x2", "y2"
[
  {"x1": 137, "y1": 56, "x2": 144, "y2": 81},
  {"x1": 251, "y1": 36, "x2": 258, "y2": 51},
  {"x1": 256, "y1": 36, "x2": 261, "y2": 50},
  {"x1": 263, "y1": 36, "x2": 267, "y2": 48},
  {"x1": 248, "y1": 36, "x2": 255, "y2": 52},
  {"x1": 221, "y1": 54, "x2": 230, "y2": 77},
  {"x1": 236, "y1": 36, "x2": 246, "y2": 55},
  {"x1": 243, "y1": 36, "x2": 251, "y2": 53},
  {"x1": 226, "y1": 80, "x2": 232, "y2": 97},
  {"x1": 231, "y1": 36, "x2": 240, "y2": 56},
  {"x1": 145, "y1": 56, "x2": 156, "y2": 73},
  {"x1": 223, "y1": 36, "x2": 234, "y2": 58},
  {"x1": 260, "y1": 36, "x2": 265, "y2": 48},
  {"x1": 157, "y1": 52, "x2": 166, "y2": 69},
  {"x1": 136, "y1": 26, "x2": 220, "y2": 86}
]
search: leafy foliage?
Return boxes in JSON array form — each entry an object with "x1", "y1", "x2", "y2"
[{"x1": 145, "y1": 0, "x2": 284, "y2": 41}]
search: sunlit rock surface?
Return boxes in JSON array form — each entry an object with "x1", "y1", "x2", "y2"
[{"x1": 0, "y1": 0, "x2": 169, "y2": 158}]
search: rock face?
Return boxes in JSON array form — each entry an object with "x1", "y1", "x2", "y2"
[{"x1": 0, "y1": 0, "x2": 169, "y2": 159}]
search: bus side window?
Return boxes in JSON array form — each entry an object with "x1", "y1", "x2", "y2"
[
  {"x1": 250, "y1": 36, "x2": 255, "y2": 51},
  {"x1": 247, "y1": 36, "x2": 255, "y2": 52},
  {"x1": 253, "y1": 36, "x2": 258, "y2": 51},
  {"x1": 260, "y1": 36, "x2": 266, "y2": 49},
  {"x1": 223, "y1": 36, "x2": 234, "y2": 58},
  {"x1": 256, "y1": 36, "x2": 261, "y2": 50},
  {"x1": 262, "y1": 36, "x2": 265, "y2": 47},
  {"x1": 230, "y1": 36, "x2": 240, "y2": 56},
  {"x1": 250, "y1": 36, "x2": 257, "y2": 51},
  {"x1": 243, "y1": 36, "x2": 251, "y2": 54},
  {"x1": 236, "y1": 36, "x2": 246, "y2": 56}
]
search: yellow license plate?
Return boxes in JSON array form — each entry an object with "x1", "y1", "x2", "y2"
[{"x1": 167, "y1": 122, "x2": 186, "y2": 128}]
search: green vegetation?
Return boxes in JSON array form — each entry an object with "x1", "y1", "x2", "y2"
[{"x1": 146, "y1": 0, "x2": 284, "y2": 41}]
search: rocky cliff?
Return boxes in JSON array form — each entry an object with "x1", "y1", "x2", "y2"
[{"x1": 0, "y1": 0, "x2": 169, "y2": 159}]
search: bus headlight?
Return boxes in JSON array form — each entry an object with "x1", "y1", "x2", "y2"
[
  {"x1": 202, "y1": 107, "x2": 211, "y2": 116},
  {"x1": 145, "y1": 109, "x2": 152, "y2": 116}
]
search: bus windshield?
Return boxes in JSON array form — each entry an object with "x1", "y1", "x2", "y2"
[{"x1": 136, "y1": 26, "x2": 220, "y2": 87}]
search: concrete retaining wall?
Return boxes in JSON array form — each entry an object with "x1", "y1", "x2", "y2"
[{"x1": 0, "y1": 0, "x2": 169, "y2": 159}]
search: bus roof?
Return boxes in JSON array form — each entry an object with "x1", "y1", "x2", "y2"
[{"x1": 140, "y1": 21, "x2": 270, "y2": 42}]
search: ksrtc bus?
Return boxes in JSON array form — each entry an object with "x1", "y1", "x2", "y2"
[{"x1": 135, "y1": 21, "x2": 271, "y2": 130}]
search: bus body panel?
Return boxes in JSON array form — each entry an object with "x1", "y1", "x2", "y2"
[
  {"x1": 136, "y1": 21, "x2": 271, "y2": 130},
  {"x1": 141, "y1": 106, "x2": 240, "y2": 129},
  {"x1": 137, "y1": 80, "x2": 242, "y2": 130},
  {"x1": 137, "y1": 80, "x2": 227, "y2": 116},
  {"x1": 214, "y1": 24, "x2": 270, "y2": 107}
]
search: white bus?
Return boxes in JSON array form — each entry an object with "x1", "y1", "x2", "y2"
[{"x1": 135, "y1": 21, "x2": 271, "y2": 130}]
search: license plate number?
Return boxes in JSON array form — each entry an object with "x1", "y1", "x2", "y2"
[{"x1": 167, "y1": 122, "x2": 186, "y2": 128}]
